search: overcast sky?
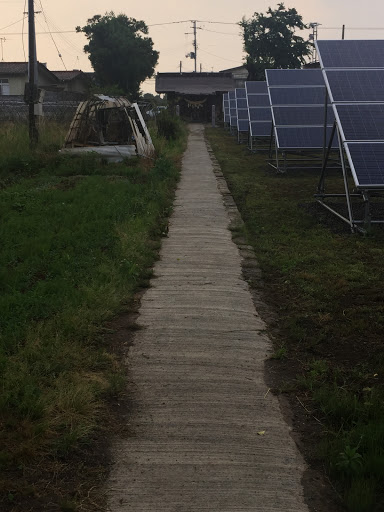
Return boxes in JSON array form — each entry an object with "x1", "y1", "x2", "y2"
[{"x1": 1, "y1": 0, "x2": 384, "y2": 93}]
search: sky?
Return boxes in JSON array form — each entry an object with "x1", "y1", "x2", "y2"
[{"x1": 1, "y1": 0, "x2": 384, "y2": 94}]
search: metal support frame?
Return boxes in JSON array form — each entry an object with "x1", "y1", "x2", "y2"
[{"x1": 314, "y1": 125, "x2": 384, "y2": 234}]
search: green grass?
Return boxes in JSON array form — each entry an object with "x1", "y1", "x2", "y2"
[
  {"x1": 0, "y1": 120, "x2": 186, "y2": 509},
  {"x1": 206, "y1": 126, "x2": 384, "y2": 512}
]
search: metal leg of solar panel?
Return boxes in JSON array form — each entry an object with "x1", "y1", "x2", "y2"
[{"x1": 318, "y1": 121, "x2": 337, "y2": 194}]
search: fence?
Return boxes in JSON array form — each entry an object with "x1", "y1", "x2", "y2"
[{"x1": 0, "y1": 91, "x2": 86, "y2": 123}]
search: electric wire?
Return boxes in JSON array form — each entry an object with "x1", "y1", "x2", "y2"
[
  {"x1": 0, "y1": 16, "x2": 27, "y2": 31},
  {"x1": 21, "y1": 0, "x2": 26, "y2": 61},
  {"x1": 37, "y1": 0, "x2": 67, "y2": 69}
]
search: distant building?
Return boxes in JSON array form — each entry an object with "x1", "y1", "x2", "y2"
[
  {"x1": 51, "y1": 70, "x2": 91, "y2": 94},
  {"x1": 155, "y1": 71, "x2": 242, "y2": 122},
  {"x1": 219, "y1": 65, "x2": 249, "y2": 88},
  {"x1": 0, "y1": 62, "x2": 60, "y2": 95}
]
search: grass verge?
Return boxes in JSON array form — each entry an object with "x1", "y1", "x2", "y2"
[
  {"x1": 0, "y1": 120, "x2": 187, "y2": 510},
  {"x1": 206, "y1": 126, "x2": 384, "y2": 512}
]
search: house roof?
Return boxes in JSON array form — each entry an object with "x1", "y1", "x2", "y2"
[
  {"x1": 156, "y1": 72, "x2": 236, "y2": 95},
  {"x1": 51, "y1": 70, "x2": 86, "y2": 81},
  {"x1": 0, "y1": 62, "x2": 29, "y2": 74},
  {"x1": 0, "y1": 62, "x2": 60, "y2": 82}
]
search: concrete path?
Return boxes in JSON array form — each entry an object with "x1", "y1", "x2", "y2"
[{"x1": 107, "y1": 125, "x2": 309, "y2": 511}]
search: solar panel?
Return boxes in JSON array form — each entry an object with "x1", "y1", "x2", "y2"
[
  {"x1": 236, "y1": 98, "x2": 248, "y2": 109},
  {"x1": 249, "y1": 107, "x2": 272, "y2": 122},
  {"x1": 250, "y1": 121, "x2": 272, "y2": 137},
  {"x1": 224, "y1": 107, "x2": 230, "y2": 123},
  {"x1": 325, "y1": 70, "x2": 384, "y2": 103},
  {"x1": 266, "y1": 69, "x2": 324, "y2": 87},
  {"x1": 229, "y1": 99, "x2": 237, "y2": 110},
  {"x1": 235, "y1": 88, "x2": 246, "y2": 99},
  {"x1": 345, "y1": 143, "x2": 384, "y2": 187},
  {"x1": 248, "y1": 94, "x2": 270, "y2": 107},
  {"x1": 275, "y1": 126, "x2": 339, "y2": 149},
  {"x1": 228, "y1": 90, "x2": 236, "y2": 100},
  {"x1": 316, "y1": 40, "x2": 384, "y2": 69},
  {"x1": 245, "y1": 81, "x2": 268, "y2": 94},
  {"x1": 237, "y1": 109, "x2": 249, "y2": 120},
  {"x1": 335, "y1": 104, "x2": 384, "y2": 141},
  {"x1": 273, "y1": 106, "x2": 334, "y2": 126},
  {"x1": 269, "y1": 87, "x2": 327, "y2": 106},
  {"x1": 237, "y1": 119, "x2": 249, "y2": 132},
  {"x1": 230, "y1": 116, "x2": 237, "y2": 127}
]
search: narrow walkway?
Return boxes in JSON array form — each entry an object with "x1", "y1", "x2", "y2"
[{"x1": 107, "y1": 125, "x2": 309, "y2": 511}]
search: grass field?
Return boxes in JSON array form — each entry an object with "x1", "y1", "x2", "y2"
[
  {"x1": 206, "y1": 126, "x2": 384, "y2": 512},
  {"x1": 0, "y1": 119, "x2": 186, "y2": 510}
]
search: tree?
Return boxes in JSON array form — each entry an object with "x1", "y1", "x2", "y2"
[
  {"x1": 76, "y1": 12, "x2": 159, "y2": 99},
  {"x1": 240, "y1": 3, "x2": 312, "y2": 81}
]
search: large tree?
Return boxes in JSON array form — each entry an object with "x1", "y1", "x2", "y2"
[
  {"x1": 240, "y1": 3, "x2": 312, "y2": 80},
  {"x1": 77, "y1": 13, "x2": 159, "y2": 98}
]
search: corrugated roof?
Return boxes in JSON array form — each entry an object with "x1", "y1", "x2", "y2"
[
  {"x1": 52, "y1": 70, "x2": 84, "y2": 81},
  {"x1": 156, "y1": 73, "x2": 236, "y2": 95}
]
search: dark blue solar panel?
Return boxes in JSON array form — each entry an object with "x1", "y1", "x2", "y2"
[
  {"x1": 245, "y1": 81, "x2": 268, "y2": 94},
  {"x1": 238, "y1": 119, "x2": 249, "y2": 132},
  {"x1": 237, "y1": 109, "x2": 249, "y2": 120},
  {"x1": 269, "y1": 87, "x2": 326, "y2": 105},
  {"x1": 228, "y1": 91, "x2": 236, "y2": 100},
  {"x1": 273, "y1": 106, "x2": 334, "y2": 126},
  {"x1": 316, "y1": 40, "x2": 384, "y2": 69},
  {"x1": 230, "y1": 108, "x2": 237, "y2": 117},
  {"x1": 224, "y1": 107, "x2": 230, "y2": 122},
  {"x1": 248, "y1": 94, "x2": 270, "y2": 107},
  {"x1": 229, "y1": 99, "x2": 237, "y2": 109},
  {"x1": 346, "y1": 143, "x2": 384, "y2": 187},
  {"x1": 236, "y1": 98, "x2": 248, "y2": 109},
  {"x1": 250, "y1": 121, "x2": 272, "y2": 137},
  {"x1": 275, "y1": 126, "x2": 339, "y2": 149},
  {"x1": 336, "y1": 104, "x2": 384, "y2": 141},
  {"x1": 235, "y1": 88, "x2": 246, "y2": 99},
  {"x1": 230, "y1": 116, "x2": 237, "y2": 127},
  {"x1": 249, "y1": 107, "x2": 272, "y2": 122},
  {"x1": 266, "y1": 69, "x2": 324, "y2": 87},
  {"x1": 326, "y1": 70, "x2": 384, "y2": 102}
]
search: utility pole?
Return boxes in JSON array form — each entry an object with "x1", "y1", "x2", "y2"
[
  {"x1": 28, "y1": 0, "x2": 38, "y2": 148},
  {"x1": 192, "y1": 20, "x2": 197, "y2": 73},
  {"x1": 185, "y1": 20, "x2": 200, "y2": 72},
  {"x1": 0, "y1": 38, "x2": 5, "y2": 61},
  {"x1": 309, "y1": 22, "x2": 321, "y2": 63},
  {"x1": 342, "y1": 25, "x2": 345, "y2": 40}
]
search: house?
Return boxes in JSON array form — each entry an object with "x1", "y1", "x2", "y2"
[
  {"x1": 155, "y1": 72, "x2": 238, "y2": 122},
  {"x1": 219, "y1": 65, "x2": 249, "y2": 88},
  {"x1": 51, "y1": 70, "x2": 91, "y2": 94},
  {"x1": 0, "y1": 62, "x2": 60, "y2": 95}
]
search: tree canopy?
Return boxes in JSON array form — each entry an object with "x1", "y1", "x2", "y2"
[
  {"x1": 240, "y1": 3, "x2": 312, "y2": 81},
  {"x1": 76, "y1": 13, "x2": 159, "y2": 99}
]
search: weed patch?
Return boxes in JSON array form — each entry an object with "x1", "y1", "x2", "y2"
[{"x1": 0, "y1": 122, "x2": 186, "y2": 510}]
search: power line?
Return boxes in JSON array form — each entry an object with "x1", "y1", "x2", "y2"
[
  {"x1": 0, "y1": 16, "x2": 27, "y2": 31},
  {"x1": 21, "y1": 0, "x2": 26, "y2": 61},
  {"x1": 201, "y1": 28, "x2": 240, "y2": 36},
  {"x1": 36, "y1": 0, "x2": 67, "y2": 69},
  {"x1": 199, "y1": 47, "x2": 243, "y2": 64}
]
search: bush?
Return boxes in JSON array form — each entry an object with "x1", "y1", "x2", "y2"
[{"x1": 156, "y1": 110, "x2": 182, "y2": 141}]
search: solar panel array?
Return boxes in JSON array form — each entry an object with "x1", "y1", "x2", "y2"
[
  {"x1": 228, "y1": 90, "x2": 237, "y2": 128},
  {"x1": 266, "y1": 69, "x2": 337, "y2": 150},
  {"x1": 223, "y1": 92, "x2": 230, "y2": 124},
  {"x1": 316, "y1": 40, "x2": 384, "y2": 188},
  {"x1": 235, "y1": 88, "x2": 249, "y2": 132},
  {"x1": 245, "y1": 81, "x2": 272, "y2": 137}
]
